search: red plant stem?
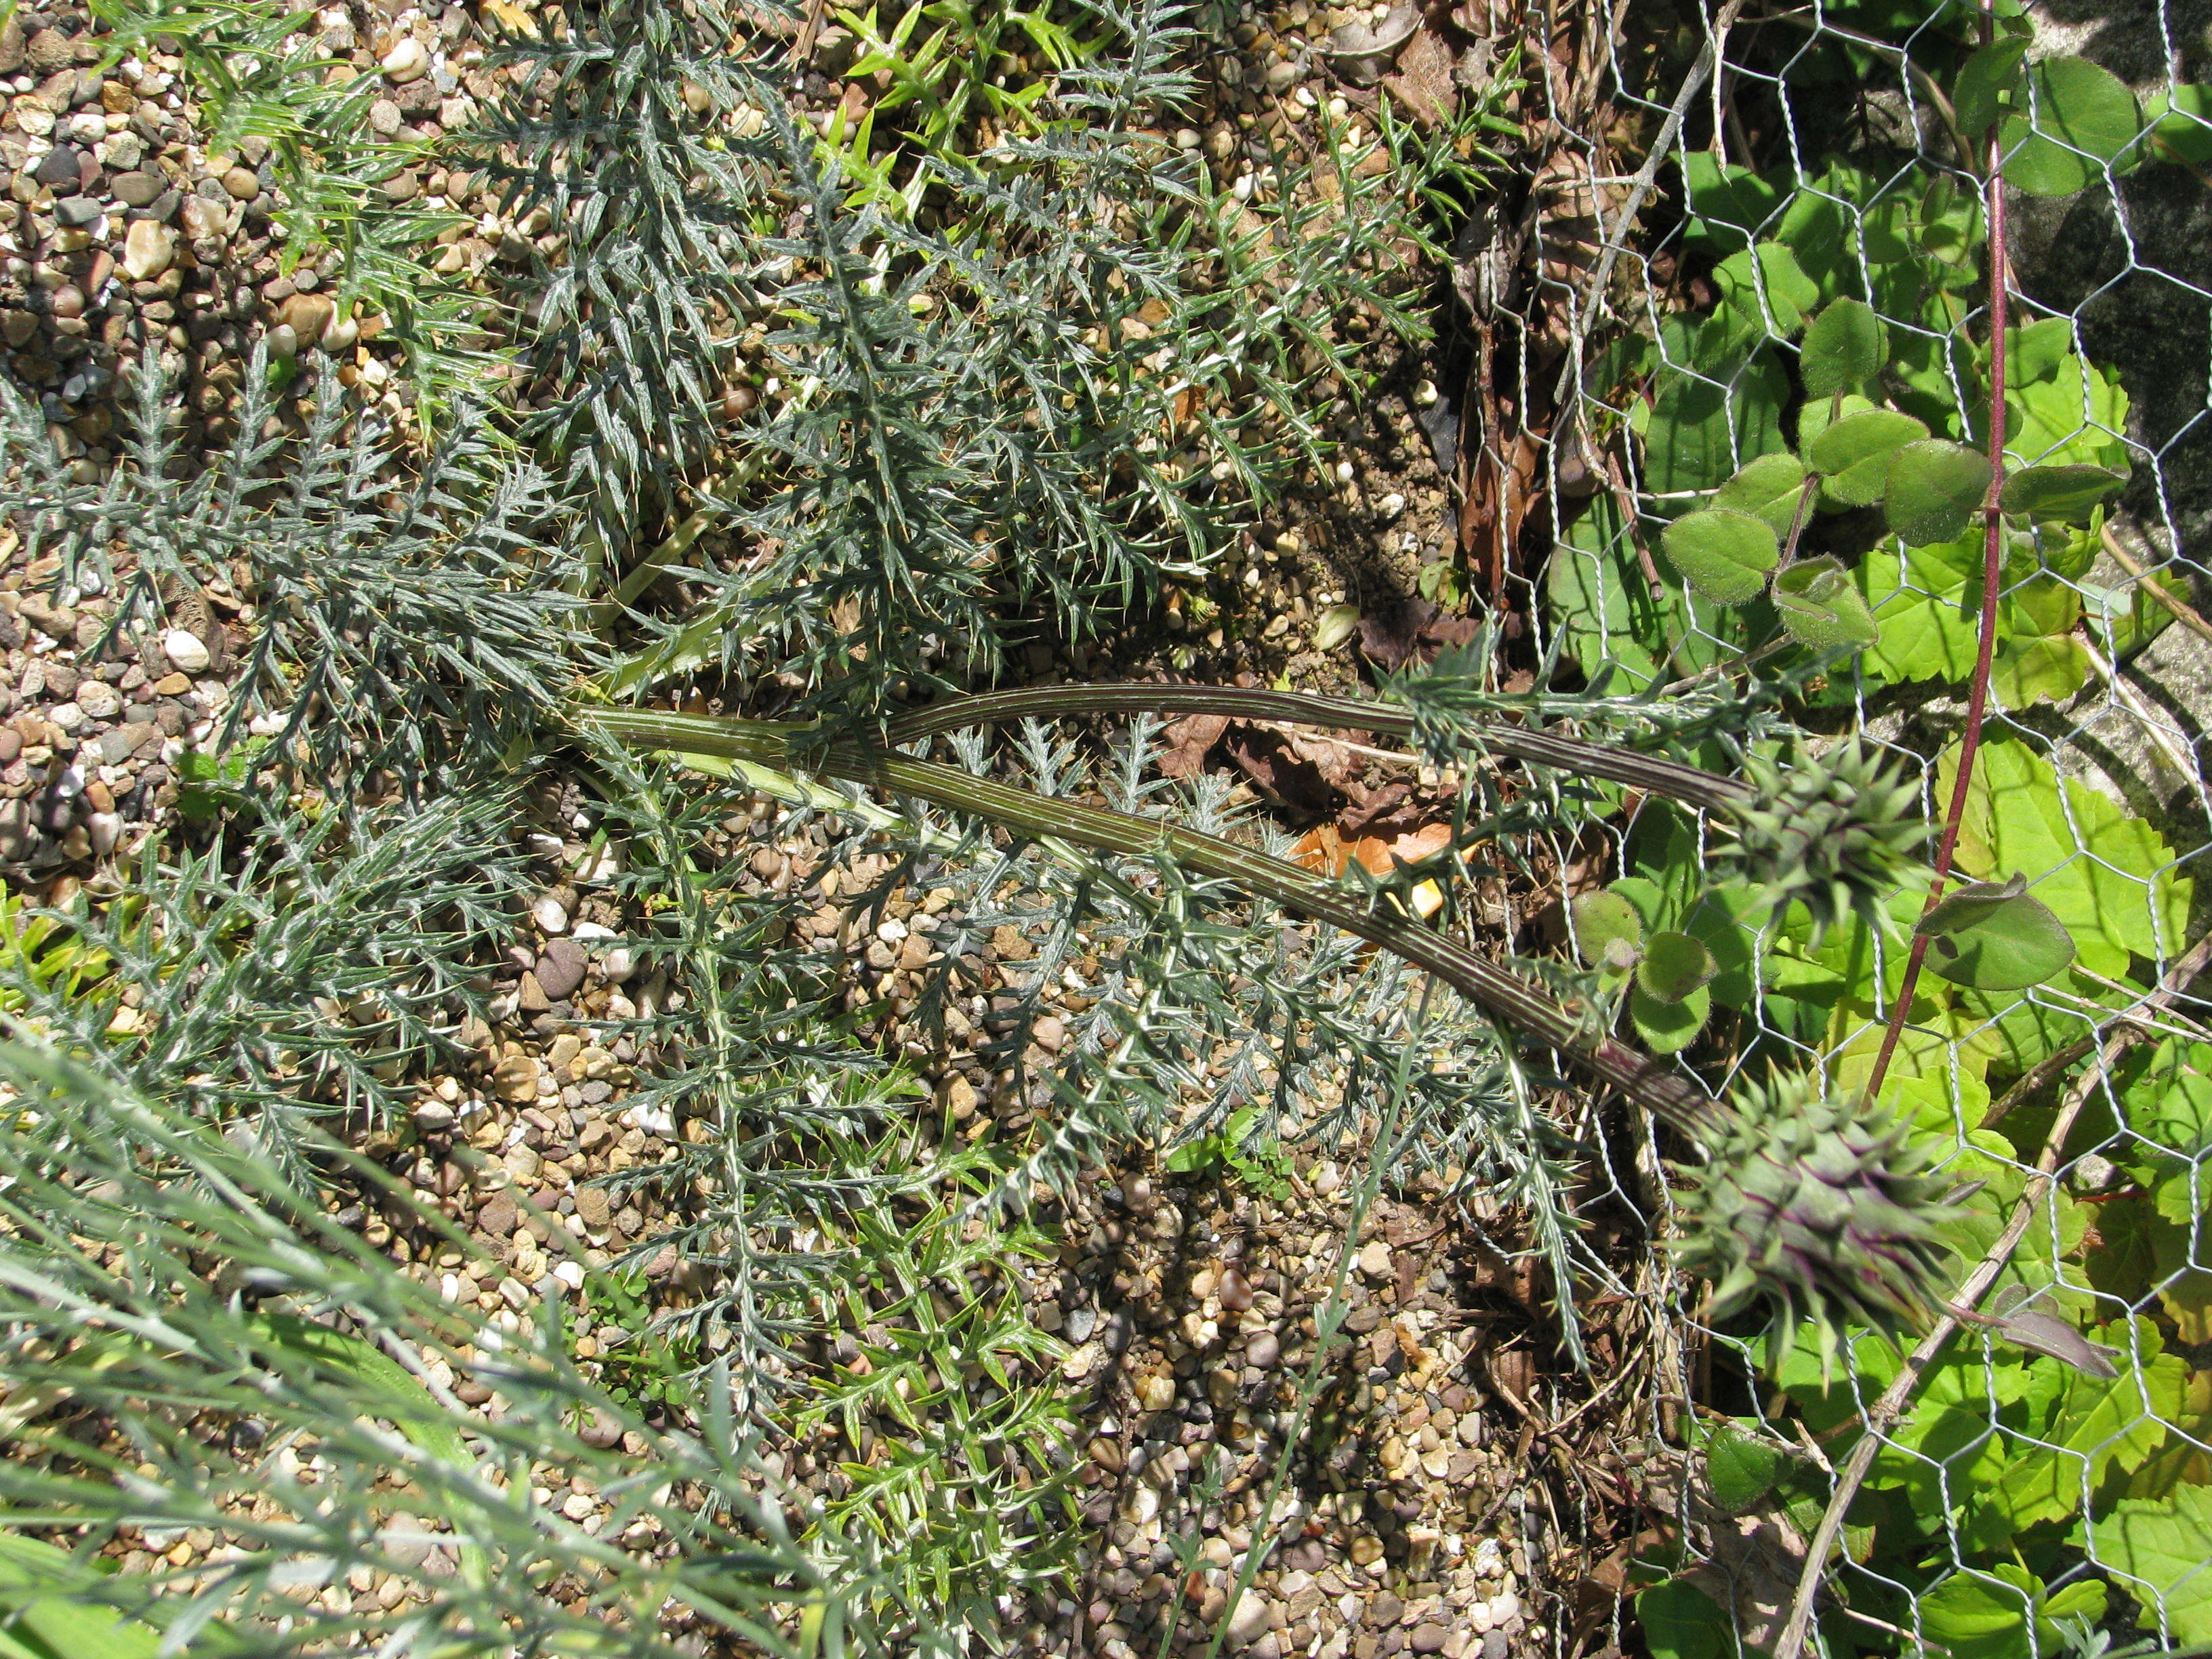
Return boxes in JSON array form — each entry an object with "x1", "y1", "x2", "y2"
[{"x1": 1860, "y1": 12, "x2": 2010, "y2": 1107}]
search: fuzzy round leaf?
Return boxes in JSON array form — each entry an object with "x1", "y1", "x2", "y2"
[
  {"x1": 1704, "y1": 1424, "x2": 1790, "y2": 1515},
  {"x1": 1999, "y1": 462, "x2": 2128, "y2": 523},
  {"x1": 1631, "y1": 982, "x2": 1709, "y2": 1054},
  {"x1": 1713, "y1": 452, "x2": 1811, "y2": 535},
  {"x1": 1885, "y1": 440, "x2": 1992, "y2": 546},
  {"x1": 1771, "y1": 556, "x2": 1880, "y2": 650},
  {"x1": 1805, "y1": 409, "x2": 1929, "y2": 506},
  {"x1": 1795, "y1": 392, "x2": 1875, "y2": 453},
  {"x1": 1637, "y1": 930, "x2": 1719, "y2": 1004},
  {"x1": 1660, "y1": 509, "x2": 1778, "y2": 605},
  {"x1": 1918, "y1": 875, "x2": 2077, "y2": 991},
  {"x1": 1799, "y1": 298, "x2": 1887, "y2": 399},
  {"x1": 2001, "y1": 56, "x2": 2142, "y2": 197},
  {"x1": 1572, "y1": 889, "x2": 1645, "y2": 970}
]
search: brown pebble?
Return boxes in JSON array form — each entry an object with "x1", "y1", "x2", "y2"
[
  {"x1": 476, "y1": 1193, "x2": 519, "y2": 1240},
  {"x1": 579, "y1": 1406, "x2": 623, "y2": 1448},
  {"x1": 275, "y1": 290, "x2": 334, "y2": 341},
  {"x1": 1218, "y1": 1263, "x2": 1254, "y2": 1312},
  {"x1": 221, "y1": 165, "x2": 260, "y2": 201},
  {"x1": 574, "y1": 1187, "x2": 611, "y2": 1227}
]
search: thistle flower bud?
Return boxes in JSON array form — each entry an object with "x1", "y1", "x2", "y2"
[
  {"x1": 1673, "y1": 1074, "x2": 1951, "y2": 1367},
  {"x1": 1718, "y1": 741, "x2": 1927, "y2": 939}
]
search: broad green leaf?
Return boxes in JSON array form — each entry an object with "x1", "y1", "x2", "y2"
[
  {"x1": 1886, "y1": 439, "x2": 1991, "y2": 546},
  {"x1": 1635, "y1": 1579, "x2": 1734, "y2": 1659},
  {"x1": 1954, "y1": 35, "x2": 2030, "y2": 138},
  {"x1": 1942, "y1": 736, "x2": 2196, "y2": 979},
  {"x1": 1990, "y1": 630, "x2": 2091, "y2": 708},
  {"x1": 1660, "y1": 508, "x2": 1778, "y2": 605},
  {"x1": 2006, "y1": 316, "x2": 2076, "y2": 384},
  {"x1": 1856, "y1": 542, "x2": 1980, "y2": 685},
  {"x1": 2001, "y1": 56, "x2": 2143, "y2": 197},
  {"x1": 1713, "y1": 451, "x2": 1810, "y2": 535},
  {"x1": 1771, "y1": 556, "x2": 1879, "y2": 649},
  {"x1": 2091, "y1": 1485, "x2": 2212, "y2": 1644},
  {"x1": 1702, "y1": 1421, "x2": 1790, "y2": 1515},
  {"x1": 1715, "y1": 241, "x2": 1819, "y2": 335},
  {"x1": 1680, "y1": 152, "x2": 1788, "y2": 253},
  {"x1": 1923, "y1": 1564, "x2": 2108, "y2": 1659},
  {"x1": 1966, "y1": 1349, "x2": 2186, "y2": 1544},
  {"x1": 2116, "y1": 1037, "x2": 2212, "y2": 1158},
  {"x1": 1631, "y1": 983, "x2": 1708, "y2": 1054},
  {"x1": 1806, "y1": 408, "x2": 1929, "y2": 506},
  {"x1": 2146, "y1": 83, "x2": 2212, "y2": 167},
  {"x1": 1549, "y1": 493, "x2": 1746, "y2": 692},
  {"x1": 1999, "y1": 462, "x2": 2128, "y2": 522},
  {"x1": 1637, "y1": 931, "x2": 1717, "y2": 1004},
  {"x1": 1918, "y1": 874, "x2": 2077, "y2": 990},
  {"x1": 1799, "y1": 297, "x2": 1887, "y2": 398},
  {"x1": 1572, "y1": 890, "x2": 1643, "y2": 970},
  {"x1": 1641, "y1": 323, "x2": 1789, "y2": 493},
  {"x1": 2007, "y1": 354, "x2": 2130, "y2": 470}
]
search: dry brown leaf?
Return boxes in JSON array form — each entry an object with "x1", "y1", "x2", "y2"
[
  {"x1": 1157, "y1": 712, "x2": 1229, "y2": 780},
  {"x1": 1381, "y1": 23, "x2": 1458, "y2": 129}
]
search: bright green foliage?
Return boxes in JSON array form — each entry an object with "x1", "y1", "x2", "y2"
[
  {"x1": 1918, "y1": 1566, "x2": 2108, "y2": 1659},
  {"x1": 1939, "y1": 737, "x2": 2194, "y2": 979},
  {"x1": 1799, "y1": 296, "x2": 1887, "y2": 398},
  {"x1": 0, "y1": 1535, "x2": 162, "y2": 1659},
  {"x1": 1917, "y1": 874, "x2": 2077, "y2": 991},
  {"x1": 1999, "y1": 463, "x2": 2128, "y2": 521},
  {"x1": 1807, "y1": 408, "x2": 1929, "y2": 506},
  {"x1": 1885, "y1": 439, "x2": 1992, "y2": 546},
  {"x1": 2091, "y1": 1486, "x2": 2212, "y2": 1645},
  {"x1": 1713, "y1": 450, "x2": 1811, "y2": 533},
  {"x1": 1771, "y1": 556, "x2": 1880, "y2": 649},
  {"x1": 1660, "y1": 508, "x2": 1779, "y2": 603},
  {"x1": 1999, "y1": 56, "x2": 2143, "y2": 197}
]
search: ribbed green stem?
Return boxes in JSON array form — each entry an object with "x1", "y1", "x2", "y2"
[
  {"x1": 577, "y1": 703, "x2": 1721, "y2": 1135},
  {"x1": 888, "y1": 683, "x2": 1759, "y2": 815}
]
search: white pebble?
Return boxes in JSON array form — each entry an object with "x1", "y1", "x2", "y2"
[
  {"x1": 161, "y1": 630, "x2": 211, "y2": 674},
  {"x1": 531, "y1": 895, "x2": 569, "y2": 934},
  {"x1": 381, "y1": 35, "x2": 428, "y2": 81},
  {"x1": 571, "y1": 921, "x2": 617, "y2": 941},
  {"x1": 46, "y1": 702, "x2": 85, "y2": 734},
  {"x1": 75, "y1": 682, "x2": 121, "y2": 720}
]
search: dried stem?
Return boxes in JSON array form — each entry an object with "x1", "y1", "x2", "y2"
[
  {"x1": 890, "y1": 682, "x2": 1757, "y2": 814},
  {"x1": 578, "y1": 702, "x2": 1723, "y2": 1134}
]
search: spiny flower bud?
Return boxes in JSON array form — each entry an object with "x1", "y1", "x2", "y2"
[
  {"x1": 1673, "y1": 1074, "x2": 1951, "y2": 1368},
  {"x1": 1718, "y1": 741, "x2": 1927, "y2": 940}
]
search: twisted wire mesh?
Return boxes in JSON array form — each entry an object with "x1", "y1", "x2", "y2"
[{"x1": 1518, "y1": 0, "x2": 2212, "y2": 1650}]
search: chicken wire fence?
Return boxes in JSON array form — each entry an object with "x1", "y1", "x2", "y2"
[{"x1": 1507, "y1": 0, "x2": 2212, "y2": 1652}]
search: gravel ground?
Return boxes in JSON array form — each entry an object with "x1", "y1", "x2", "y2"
[{"x1": 0, "y1": 3, "x2": 1670, "y2": 1652}]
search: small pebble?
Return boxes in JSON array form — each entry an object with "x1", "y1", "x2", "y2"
[{"x1": 161, "y1": 630, "x2": 210, "y2": 674}]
